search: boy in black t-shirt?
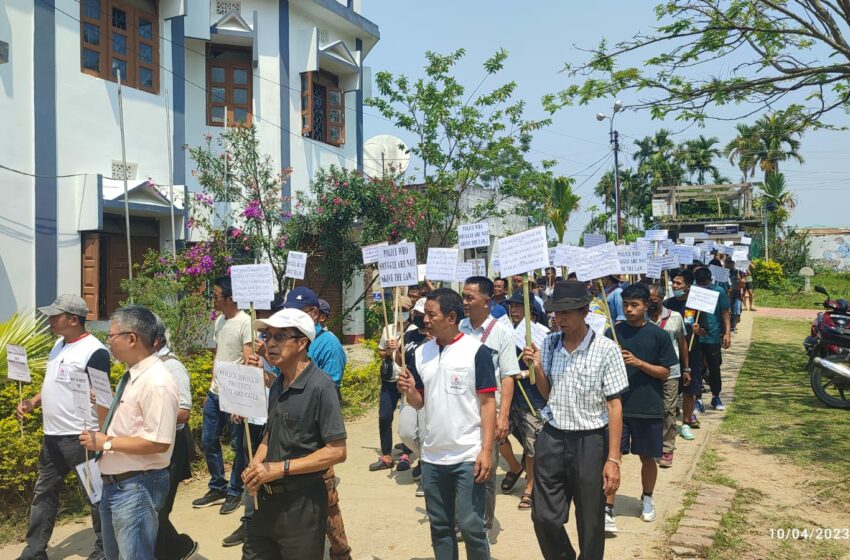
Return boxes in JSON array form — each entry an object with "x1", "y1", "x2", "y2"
[{"x1": 605, "y1": 283, "x2": 678, "y2": 531}]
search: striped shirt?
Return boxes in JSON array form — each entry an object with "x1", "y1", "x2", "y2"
[{"x1": 540, "y1": 327, "x2": 628, "y2": 431}]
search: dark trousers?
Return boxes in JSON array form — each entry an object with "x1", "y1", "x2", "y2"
[
  {"x1": 378, "y1": 381, "x2": 410, "y2": 456},
  {"x1": 155, "y1": 426, "x2": 195, "y2": 560},
  {"x1": 243, "y1": 478, "x2": 328, "y2": 560},
  {"x1": 422, "y1": 461, "x2": 489, "y2": 560},
  {"x1": 700, "y1": 343, "x2": 723, "y2": 397},
  {"x1": 532, "y1": 425, "x2": 607, "y2": 560},
  {"x1": 21, "y1": 435, "x2": 103, "y2": 560}
]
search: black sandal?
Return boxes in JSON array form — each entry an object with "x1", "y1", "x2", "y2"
[
  {"x1": 501, "y1": 468, "x2": 524, "y2": 493},
  {"x1": 518, "y1": 493, "x2": 532, "y2": 510}
]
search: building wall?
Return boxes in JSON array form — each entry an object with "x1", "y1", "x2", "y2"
[
  {"x1": 0, "y1": 0, "x2": 36, "y2": 319},
  {"x1": 809, "y1": 232, "x2": 850, "y2": 272}
]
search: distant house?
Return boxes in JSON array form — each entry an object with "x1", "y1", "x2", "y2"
[
  {"x1": 800, "y1": 228, "x2": 850, "y2": 272},
  {"x1": 0, "y1": 0, "x2": 379, "y2": 342}
]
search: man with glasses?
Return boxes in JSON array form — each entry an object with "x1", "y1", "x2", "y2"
[
  {"x1": 16, "y1": 295, "x2": 110, "y2": 560},
  {"x1": 80, "y1": 305, "x2": 179, "y2": 560},
  {"x1": 193, "y1": 277, "x2": 254, "y2": 514},
  {"x1": 241, "y1": 309, "x2": 347, "y2": 559}
]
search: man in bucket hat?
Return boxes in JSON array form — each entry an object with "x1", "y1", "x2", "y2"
[{"x1": 522, "y1": 281, "x2": 628, "y2": 560}]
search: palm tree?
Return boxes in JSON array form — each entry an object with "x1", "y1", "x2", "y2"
[
  {"x1": 725, "y1": 110, "x2": 805, "y2": 182},
  {"x1": 724, "y1": 123, "x2": 760, "y2": 180},
  {"x1": 634, "y1": 130, "x2": 685, "y2": 190},
  {"x1": 546, "y1": 176, "x2": 581, "y2": 243},
  {"x1": 680, "y1": 135, "x2": 721, "y2": 184},
  {"x1": 594, "y1": 170, "x2": 616, "y2": 215},
  {"x1": 760, "y1": 172, "x2": 797, "y2": 235}
]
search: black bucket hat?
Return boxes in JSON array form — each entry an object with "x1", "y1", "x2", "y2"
[{"x1": 544, "y1": 280, "x2": 593, "y2": 313}]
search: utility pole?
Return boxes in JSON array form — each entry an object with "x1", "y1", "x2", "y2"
[{"x1": 611, "y1": 129, "x2": 622, "y2": 241}]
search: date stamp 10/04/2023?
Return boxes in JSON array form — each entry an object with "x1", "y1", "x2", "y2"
[{"x1": 769, "y1": 527, "x2": 850, "y2": 540}]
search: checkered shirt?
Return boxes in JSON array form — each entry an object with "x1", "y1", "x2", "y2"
[{"x1": 540, "y1": 327, "x2": 628, "y2": 431}]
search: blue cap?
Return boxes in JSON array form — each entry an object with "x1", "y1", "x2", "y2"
[{"x1": 284, "y1": 286, "x2": 320, "y2": 310}]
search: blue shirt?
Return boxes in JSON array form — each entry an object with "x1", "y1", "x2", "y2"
[
  {"x1": 606, "y1": 286, "x2": 625, "y2": 322},
  {"x1": 698, "y1": 283, "x2": 730, "y2": 345},
  {"x1": 489, "y1": 301, "x2": 507, "y2": 319},
  {"x1": 308, "y1": 325, "x2": 347, "y2": 385}
]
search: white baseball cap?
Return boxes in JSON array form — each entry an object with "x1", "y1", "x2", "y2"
[
  {"x1": 413, "y1": 297, "x2": 426, "y2": 314},
  {"x1": 252, "y1": 308, "x2": 316, "y2": 341}
]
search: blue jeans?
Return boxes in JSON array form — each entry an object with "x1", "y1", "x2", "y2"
[
  {"x1": 422, "y1": 461, "x2": 489, "y2": 560},
  {"x1": 202, "y1": 392, "x2": 244, "y2": 495},
  {"x1": 100, "y1": 469, "x2": 170, "y2": 560}
]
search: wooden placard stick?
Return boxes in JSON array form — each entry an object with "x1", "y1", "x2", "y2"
[
  {"x1": 688, "y1": 311, "x2": 702, "y2": 351},
  {"x1": 596, "y1": 279, "x2": 620, "y2": 346},
  {"x1": 523, "y1": 274, "x2": 536, "y2": 384},
  {"x1": 246, "y1": 303, "x2": 261, "y2": 510},
  {"x1": 19, "y1": 381, "x2": 23, "y2": 437},
  {"x1": 515, "y1": 377, "x2": 537, "y2": 417}
]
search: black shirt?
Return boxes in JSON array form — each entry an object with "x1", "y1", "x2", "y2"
[
  {"x1": 512, "y1": 348, "x2": 546, "y2": 411},
  {"x1": 85, "y1": 349, "x2": 111, "y2": 377},
  {"x1": 403, "y1": 330, "x2": 428, "y2": 367},
  {"x1": 607, "y1": 322, "x2": 678, "y2": 419},
  {"x1": 264, "y1": 361, "x2": 346, "y2": 486}
]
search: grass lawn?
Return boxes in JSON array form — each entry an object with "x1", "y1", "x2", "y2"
[
  {"x1": 755, "y1": 270, "x2": 850, "y2": 309},
  {"x1": 723, "y1": 317, "x2": 850, "y2": 490}
]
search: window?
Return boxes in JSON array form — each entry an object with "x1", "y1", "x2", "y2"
[
  {"x1": 301, "y1": 71, "x2": 345, "y2": 146},
  {"x1": 206, "y1": 46, "x2": 253, "y2": 126},
  {"x1": 80, "y1": 0, "x2": 159, "y2": 93}
]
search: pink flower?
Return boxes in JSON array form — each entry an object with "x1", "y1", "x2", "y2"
[{"x1": 230, "y1": 227, "x2": 243, "y2": 239}]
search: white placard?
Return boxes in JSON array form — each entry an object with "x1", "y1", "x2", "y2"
[
  {"x1": 454, "y1": 262, "x2": 475, "y2": 283},
  {"x1": 736, "y1": 259, "x2": 750, "y2": 270},
  {"x1": 575, "y1": 246, "x2": 622, "y2": 281},
  {"x1": 377, "y1": 242, "x2": 419, "y2": 288},
  {"x1": 673, "y1": 245, "x2": 695, "y2": 266},
  {"x1": 86, "y1": 367, "x2": 113, "y2": 408},
  {"x1": 617, "y1": 246, "x2": 648, "y2": 275},
  {"x1": 717, "y1": 245, "x2": 735, "y2": 256},
  {"x1": 644, "y1": 229, "x2": 669, "y2": 242},
  {"x1": 732, "y1": 249, "x2": 749, "y2": 262},
  {"x1": 425, "y1": 248, "x2": 460, "y2": 282},
  {"x1": 361, "y1": 241, "x2": 389, "y2": 265},
  {"x1": 214, "y1": 361, "x2": 268, "y2": 419},
  {"x1": 6, "y1": 344, "x2": 31, "y2": 382},
  {"x1": 686, "y1": 285, "x2": 721, "y2": 314},
  {"x1": 723, "y1": 241, "x2": 734, "y2": 246},
  {"x1": 458, "y1": 222, "x2": 491, "y2": 250},
  {"x1": 497, "y1": 227, "x2": 550, "y2": 277},
  {"x1": 583, "y1": 233, "x2": 606, "y2": 248},
  {"x1": 741, "y1": 236, "x2": 752, "y2": 245},
  {"x1": 585, "y1": 312, "x2": 609, "y2": 335},
  {"x1": 69, "y1": 370, "x2": 92, "y2": 421},
  {"x1": 684, "y1": 237, "x2": 694, "y2": 246},
  {"x1": 554, "y1": 244, "x2": 585, "y2": 269},
  {"x1": 513, "y1": 319, "x2": 550, "y2": 350},
  {"x1": 231, "y1": 263, "x2": 275, "y2": 305},
  {"x1": 284, "y1": 251, "x2": 308, "y2": 280},
  {"x1": 659, "y1": 254, "x2": 679, "y2": 270},
  {"x1": 547, "y1": 247, "x2": 556, "y2": 266},
  {"x1": 467, "y1": 258, "x2": 487, "y2": 275},
  {"x1": 417, "y1": 264, "x2": 427, "y2": 282},
  {"x1": 647, "y1": 259, "x2": 663, "y2": 279},
  {"x1": 709, "y1": 264, "x2": 730, "y2": 284},
  {"x1": 75, "y1": 459, "x2": 103, "y2": 504}
]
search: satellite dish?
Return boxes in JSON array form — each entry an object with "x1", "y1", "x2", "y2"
[{"x1": 363, "y1": 134, "x2": 410, "y2": 177}]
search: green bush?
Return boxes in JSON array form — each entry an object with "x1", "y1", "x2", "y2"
[
  {"x1": 340, "y1": 340, "x2": 382, "y2": 419},
  {"x1": 752, "y1": 258, "x2": 784, "y2": 290}
]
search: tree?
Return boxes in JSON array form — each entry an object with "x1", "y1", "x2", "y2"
[
  {"x1": 725, "y1": 111, "x2": 805, "y2": 182},
  {"x1": 680, "y1": 135, "x2": 721, "y2": 184},
  {"x1": 543, "y1": 2, "x2": 850, "y2": 127},
  {"x1": 760, "y1": 172, "x2": 797, "y2": 234},
  {"x1": 724, "y1": 123, "x2": 761, "y2": 181},
  {"x1": 546, "y1": 176, "x2": 581, "y2": 243},
  {"x1": 367, "y1": 49, "x2": 553, "y2": 250}
]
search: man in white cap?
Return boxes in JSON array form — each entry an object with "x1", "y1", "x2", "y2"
[
  {"x1": 16, "y1": 295, "x2": 109, "y2": 560},
  {"x1": 242, "y1": 308, "x2": 347, "y2": 559}
]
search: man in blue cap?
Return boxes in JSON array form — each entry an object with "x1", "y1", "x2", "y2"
[{"x1": 283, "y1": 286, "x2": 351, "y2": 560}]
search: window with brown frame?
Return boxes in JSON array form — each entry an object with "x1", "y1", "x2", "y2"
[
  {"x1": 206, "y1": 46, "x2": 253, "y2": 126},
  {"x1": 301, "y1": 71, "x2": 345, "y2": 146},
  {"x1": 80, "y1": 0, "x2": 159, "y2": 93}
]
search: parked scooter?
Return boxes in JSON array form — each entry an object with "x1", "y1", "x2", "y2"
[{"x1": 804, "y1": 286, "x2": 850, "y2": 408}]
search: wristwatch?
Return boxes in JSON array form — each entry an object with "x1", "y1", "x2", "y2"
[
  {"x1": 103, "y1": 437, "x2": 114, "y2": 453},
  {"x1": 683, "y1": 367, "x2": 691, "y2": 372}
]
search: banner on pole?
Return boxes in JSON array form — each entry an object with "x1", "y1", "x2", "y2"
[
  {"x1": 377, "y1": 242, "x2": 419, "y2": 288},
  {"x1": 497, "y1": 227, "x2": 550, "y2": 277},
  {"x1": 686, "y1": 285, "x2": 721, "y2": 314},
  {"x1": 284, "y1": 251, "x2": 308, "y2": 280},
  {"x1": 231, "y1": 264, "x2": 275, "y2": 308},
  {"x1": 6, "y1": 344, "x2": 31, "y2": 382},
  {"x1": 425, "y1": 248, "x2": 460, "y2": 282},
  {"x1": 458, "y1": 222, "x2": 490, "y2": 250},
  {"x1": 214, "y1": 361, "x2": 268, "y2": 419},
  {"x1": 361, "y1": 241, "x2": 389, "y2": 265}
]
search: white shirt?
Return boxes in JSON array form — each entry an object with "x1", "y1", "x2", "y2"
[
  {"x1": 41, "y1": 334, "x2": 106, "y2": 435},
  {"x1": 157, "y1": 346, "x2": 192, "y2": 429},
  {"x1": 459, "y1": 315, "x2": 520, "y2": 408}
]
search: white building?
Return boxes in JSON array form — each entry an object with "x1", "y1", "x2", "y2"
[{"x1": 0, "y1": 0, "x2": 378, "y2": 341}]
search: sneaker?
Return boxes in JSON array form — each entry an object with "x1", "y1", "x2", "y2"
[
  {"x1": 711, "y1": 396, "x2": 725, "y2": 411},
  {"x1": 179, "y1": 537, "x2": 198, "y2": 560},
  {"x1": 411, "y1": 461, "x2": 422, "y2": 481},
  {"x1": 695, "y1": 399, "x2": 705, "y2": 413},
  {"x1": 415, "y1": 481, "x2": 424, "y2": 497},
  {"x1": 192, "y1": 490, "x2": 227, "y2": 508},
  {"x1": 687, "y1": 414, "x2": 701, "y2": 429},
  {"x1": 641, "y1": 494, "x2": 657, "y2": 522},
  {"x1": 397, "y1": 454, "x2": 411, "y2": 472},
  {"x1": 369, "y1": 456, "x2": 393, "y2": 471},
  {"x1": 659, "y1": 452, "x2": 673, "y2": 468},
  {"x1": 219, "y1": 494, "x2": 241, "y2": 515},
  {"x1": 221, "y1": 525, "x2": 246, "y2": 547},
  {"x1": 604, "y1": 508, "x2": 618, "y2": 533},
  {"x1": 678, "y1": 424, "x2": 695, "y2": 440}
]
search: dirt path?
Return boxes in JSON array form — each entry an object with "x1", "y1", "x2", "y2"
[
  {"x1": 755, "y1": 307, "x2": 820, "y2": 321},
  {"x1": 0, "y1": 317, "x2": 756, "y2": 560}
]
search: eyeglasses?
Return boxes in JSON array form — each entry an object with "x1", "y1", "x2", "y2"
[
  {"x1": 107, "y1": 331, "x2": 135, "y2": 341},
  {"x1": 260, "y1": 332, "x2": 306, "y2": 343}
]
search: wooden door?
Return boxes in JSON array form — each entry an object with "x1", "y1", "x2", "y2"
[
  {"x1": 81, "y1": 233, "x2": 100, "y2": 320},
  {"x1": 104, "y1": 233, "x2": 159, "y2": 316}
]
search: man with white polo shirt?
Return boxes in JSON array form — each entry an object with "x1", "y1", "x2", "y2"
[{"x1": 16, "y1": 295, "x2": 110, "y2": 560}]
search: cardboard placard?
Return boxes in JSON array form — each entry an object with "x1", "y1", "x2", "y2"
[
  {"x1": 585, "y1": 312, "x2": 609, "y2": 335},
  {"x1": 513, "y1": 319, "x2": 550, "y2": 350},
  {"x1": 617, "y1": 246, "x2": 648, "y2": 275},
  {"x1": 554, "y1": 244, "x2": 585, "y2": 269},
  {"x1": 497, "y1": 227, "x2": 550, "y2": 277},
  {"x1": 717, "y1": 245, "x2": 735, "y2": 256},
  {"x1": 417, "y1": 264, "x2": 427, "y2": 282},
  {"x1": 214, "y1": 361, "x2": 268, "y2": 419},
  {"x1": 644, "y1": 229, "x2": 669, "y2": 242},
  {"x1": 735, "y1": 259, "x2": 750, "y2": 270},
  {"x1": 684, "y1": 237, "x2": 695, "y2": 245},
  {"x1": 686, "y1": 285, "x2": 721, "y2": 314},
  {"x1": 377, "y1": 242, "x2": 419, "y2": 288},
  {"x1": 575, "y1": 245, "x2": 622, "y2": 281},
  {"x1": 709, "y1": 264, "x2": 730, "y2": 284},
  {"x1": 454, "y1": 262, "x2": 475, "y2": 283},
  {"x1": 467, "y1": 258, "x2": 486, "y2": 275},
  {"x1": 75, "y1": 459, "x2": 102, "y2": 504},
  {"x1": 658, "y1": 254, "x2": 679, "y2": 270},
  {"x1": 732, "y1": 249, "x2": 749, "y2": 262},
  {"x1": 231, "y1": 264, "x2": 275, "y2": 306},
  {"x1": 284, "y1": 251, "x2": 308, "y2": 280},
  {"x1": 6, "y1": 344, "x2": 31, "y2": 382},
  {"x1": 740, "y1": 236, "x2": 752, "y2": 245},
  {"x1": 69, "y1": 370, "x2": 92, "y2": 420},
  {"x1": 425, "y1": 248, "x2": 460, "y2": 282},
  {"x1": 647, "y1": 259, "x2": 663, "y2": 279},
  {"x1": 361, "y1": 241, "x2": 389, "y2": 265},
  {"x1": 673, "y1": 245, "x2": 695, "y2": 266},
  {"x1": 86, "y1": 367, "x2": 113, "y2": 408},
  {"x1": 458, "y1": 222, "x2": 491, "y2": 250},
  {"x1": 583, "y1": 233, "x2": 606, "y2": 248}
]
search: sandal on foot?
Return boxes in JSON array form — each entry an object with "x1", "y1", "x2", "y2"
[
  {"x1": 501, "y1": 469, "x2": 523, "y2": 493},
  {"x1": 518, "y1": 493, "x2": 532, "y2": 510}
]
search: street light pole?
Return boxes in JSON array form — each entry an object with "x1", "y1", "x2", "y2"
[{"x1": 597, "y1": 100, "x2": 623, "y2": 241}]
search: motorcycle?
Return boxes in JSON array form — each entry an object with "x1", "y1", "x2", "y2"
[{"x1": 804, "y1": 286, "x2": 850, "y2": 409}]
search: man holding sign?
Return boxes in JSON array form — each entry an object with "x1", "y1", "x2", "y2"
[
  {"x1": 17, "y1": 295, "x2": 110, "y2": 560},
  {"x1": 693, "y1": 268, "x2": 731, "y2": 411}
]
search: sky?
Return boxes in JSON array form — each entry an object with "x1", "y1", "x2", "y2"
[{"x1": 361, "y1": 1, "x2": 850, "y2": 243}]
